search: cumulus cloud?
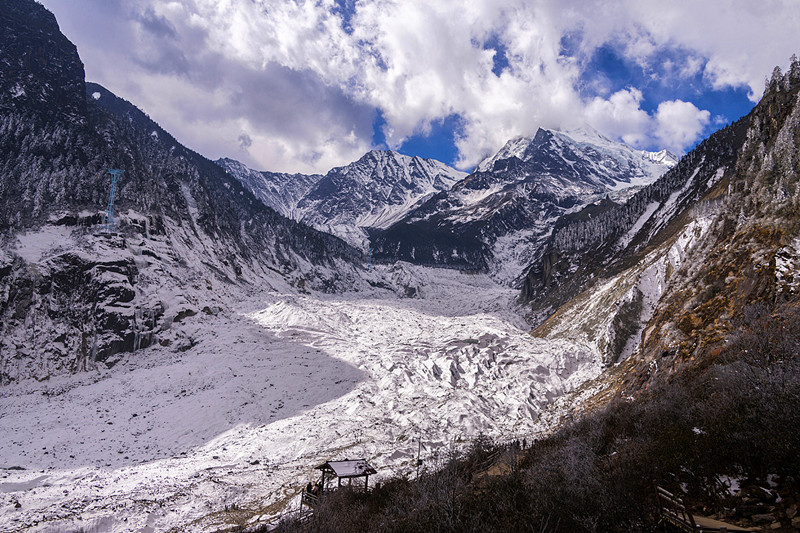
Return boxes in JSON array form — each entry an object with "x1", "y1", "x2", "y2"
[
  {"x1": 584, "y1": 88, "x2": 651, "y2": 147},
  {"x1": 39, "y1": 0, "x2": 799, "y2": 172},
  {"x1": 585, "y1": 90, "x2": 711, "y2": 153},
  {"x1": 654, "y1": 100, "x2": 711, "y2": 152}
]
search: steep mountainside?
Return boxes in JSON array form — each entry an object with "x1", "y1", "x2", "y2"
[
  {"x1": 521, "y1": 120, "x2": 747, "y2": 329},
  {"x1": 531, "y1": 58, "x2": 800, "y2": 377},
  {"x1": 624, "y1": 61, "x2": 800, "y2": 390},
  {"x1": 218, "y1": 150, "x2": 465, "y2": 249},
  {"x1": 0, "y1": 0, "x2": 363, "y2": 382},
  {"x1": 371, "y1": 127, "x2": 676, "y2": 282},
  {"x1": 0, "y1": 0, "x2": 86, "y2": 122}
]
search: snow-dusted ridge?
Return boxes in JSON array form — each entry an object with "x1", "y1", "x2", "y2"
[
  {"x1": 477, "y1": 126, "x2": 677, "y2": 189},
  {"x1": 218, "y1": 150, "x2": 466, "y2": 250}
]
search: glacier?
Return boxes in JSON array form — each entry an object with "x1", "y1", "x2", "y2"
[{"x1": 0, "y1": 265, "x2": 601, "y2": 532}]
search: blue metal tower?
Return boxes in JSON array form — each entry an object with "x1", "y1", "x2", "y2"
[{"x1": 104, "y1": 169, "x2": 123, "y2": 233}]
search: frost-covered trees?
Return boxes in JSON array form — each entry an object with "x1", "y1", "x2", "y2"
[
  {"x1": 764, "y1": 54, "x2": 800, "y2": 94},
  {"x1": 551, "y1": 121, "x2": 743, "y2": 255}
]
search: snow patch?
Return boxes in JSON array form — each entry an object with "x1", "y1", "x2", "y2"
[
  {"x1": 707, "y1": 167, "x2": 725, "y2": 189},
  {"x1": 11, "y1": 83, "x2": 26, "y2": 98},
  {"x1": 476, "y1": 137, "x2": 533, "y2": 171},
  {"x1": 718, "y1": 475, "x2": 743, "y2": 496},
  {"x1": 617, "y1": 201, "x2": 660, "y2": 250},
  {"x1": 776, "y1": 237, "x2": 800, "y2": 296},
  {"x1": 13, "y1": 225, "x2": 75, "y2": 263}
]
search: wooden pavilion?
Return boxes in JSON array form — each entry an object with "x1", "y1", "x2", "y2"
[{"x1": 316, "y1": 458, "x2": 378, "y2": 492}]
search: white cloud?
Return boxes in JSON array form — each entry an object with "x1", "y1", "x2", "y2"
[
  {"x1": 679, "y1": 56, "x2": 704, "y2": 79},
  {"x1": 584, "y1": 90, "x2": 711, "y2": 153},
  {"x1": 584, "y1": 88, "x2": 651, "y2": 147},
  {"x1": 39, "y1": 0, "x2": 800, "y2": 172},
  {"x1": 654, "y1": 100, "x2": 711, "y2": 152},
  {"x1": 565, "y1": 0, "x2": 800, "y2": 102}
]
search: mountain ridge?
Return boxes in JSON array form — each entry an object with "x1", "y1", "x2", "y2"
[
  {"x1": 370, "y1": 125, "x2": 677, "y2": 283},
  {"x1": 218, "y1": 149, "x2": 465, "y2": 249}
]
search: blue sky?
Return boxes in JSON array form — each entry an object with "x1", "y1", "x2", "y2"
[
  {"x1": 40, "y1": 0, "x2": 799, "y2": 174},
  {"x1": 394, "y1": 42, "x2": 755, "y2": 164},
  {"x1": 578, "y1": 44, "x2": 753, "y2": 128}
]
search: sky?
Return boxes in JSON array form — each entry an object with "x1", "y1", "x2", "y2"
[{"x1": 39, "y1": 0, "x2": 799, "y2": 174}]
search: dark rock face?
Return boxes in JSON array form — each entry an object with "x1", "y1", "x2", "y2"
[
  {"x1": 0, "y1": 0, "x2": 87, "y2": 121},
  {"x1": 0, "y1": 245, "x2": 163, "y2": 382}
]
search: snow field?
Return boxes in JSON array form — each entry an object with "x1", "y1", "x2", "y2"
[{"x1": 0, "y1": 265, "x2": 601, "y2": 532}]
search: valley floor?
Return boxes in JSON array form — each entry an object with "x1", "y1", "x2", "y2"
[{"x1": 0, "y1": 266, "x2": 601, "y2": 532}]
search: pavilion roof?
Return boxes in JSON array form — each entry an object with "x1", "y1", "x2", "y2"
[{"x1": 316, "y1": 459, "x2": 377, "y2": 478}]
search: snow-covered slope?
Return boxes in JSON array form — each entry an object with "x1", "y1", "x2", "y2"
[
  {"x1": 218, "y1": 151, "x2": 465, "y2": 249},
  {"x1": 216, "y1": 157, "x2": 322, "y2": 219},
  {"x1": 0, "y1": 266, "x2": 602, "y2": 532}
]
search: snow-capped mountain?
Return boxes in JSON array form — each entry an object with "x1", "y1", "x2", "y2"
[
  {"x1": 0, "y1": 2, "x2": 363, "y2": 382},
  {"x1": 215, "y1": 157, "x2": 322, "y2": 219},
  {"x1": 300, "y1": 150, "x2": 465, "y2": 229},
  {"x1": 219, "y1": 150, "x2": 465, "y2": 249},
  {"x1": 475, "y1": 127, "x2": 677, "y2": 192},
  {"x1": 371, "y1": 127, "x2": 677, "y2": 282}
]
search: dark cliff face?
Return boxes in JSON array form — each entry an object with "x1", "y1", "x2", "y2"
[{"x1": 0, "y1": 0, "x2": 87, "y2": 121}]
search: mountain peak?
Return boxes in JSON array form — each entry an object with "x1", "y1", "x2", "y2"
[{"x1": 475, "y1": 126, "x2": 677, "y2": 188}]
